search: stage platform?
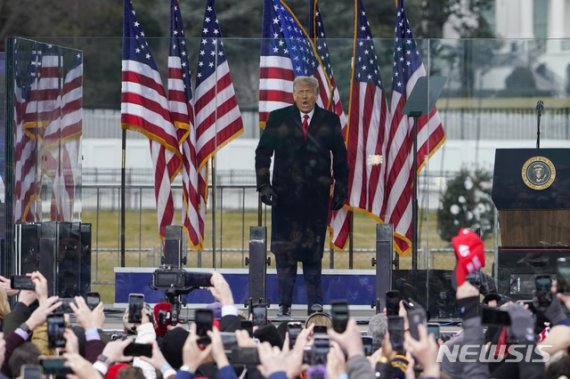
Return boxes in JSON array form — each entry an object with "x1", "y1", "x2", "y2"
[
  {"x1": 114, "y1": 267, "x2": 381, "y2": 309},
  {"x1": 113, "y1": 267, "x2": 460, "y2": 323}
]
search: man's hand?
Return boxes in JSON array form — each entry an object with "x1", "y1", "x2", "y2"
[
  {"x1": 63, "y1": 352, "x2": 101, "y2": 379},
  {"x1": 63, "y1": 327, "x2": 79, "y2": 354},
  {"x1": 259, "y1": 185, "x2": 277, "y2": 206},
  {"x1": 71, "y1": 296, "x2": 105, "y2": 330},
  {"x1": 183, "y1": 323, "x2": 213, "y2": 373},
  {"x1": 328, "y1": 318, "x2": 363, "y2": 359},
  {"x1": 327, "y1": 342, "x2": 347, "y2": 379},
  {"x1": 257, "y1": 342, "x2": 289, "y2": 378},
  {"x1": 25, "y1": 296, "x2": 61, "y2": 330},
  {"x1": 139, "y1": 340, "x2": 170, "y2": 370},
  {"x1": 404, "y1": 324, "x2": 440, "y2": 377},
  {"x1": 101, "y1": 339, "x2": 133, "y2": 363},
  {"x1": 0, "y1": 275, "x2": 19, "y2": 297},
  {"x1": 331, "y1": 195, "x2": 345, "y2": 211},
  {"x1": 235, "y1": 329, "x2": 257, "y2": 348},
  {"x1": 30, "y1": 271, "x2": 49, "y2": 303},
  {"x1": 208, "y1": 328, "x2": 230, "y2": 368},
  {"x1": 209, "y1": 271, "x2": 234, "y2": 306},
  {"x1": 18, "y1": 290, "x2": 37, "y2": 306},
  {"x1": 456, "y1": 281, "x2": 480, "y2": 300}
]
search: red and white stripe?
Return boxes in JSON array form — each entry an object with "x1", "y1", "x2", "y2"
[
  {"x1": 167, "y1": 55, "x2": 205, "y2": 249},
  {"x1": 322, "y1": 71, "x2": 351, "y2": 251},
  {"x1": 258, "y1": 55, "x2": 295, "y2": 127},
  {"x1": 22, "y1": 52, "x2": 61, "y2": 130},
  {"x1": 43, "y1": 58, "x2": 83, "y2": 221},
  {"x1": 122, "y1": 57, "x2": 181, "y2": 239},
  {"x1": 121, "y1": 59, "x2": 181, "y2": 155},
  {"x1": 347, "y1": 82, "x2": 390, "y2": 219},
  {"x1": 44, "y1": 139, "x2": 79, "y2": 221},
  {"x1": 15, "y1": 48, "x2": 62, "y2": 222},
  {"x1": 194, "y1": 61, "x2": 244, "y2": 170},
  {"x1": 13, "y1": 83, "x2": 38, "y2": 222},
  {"x1": 383, "y1": 67, "x2": 445, "y2": 254},
  {"x1": 148, "y1": 141, "x2": 176, "y2": 236}
]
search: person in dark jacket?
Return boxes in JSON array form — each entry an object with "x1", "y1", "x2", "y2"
[{"x1": 255, "y1": 75, "x2": 348, "y2": 317}]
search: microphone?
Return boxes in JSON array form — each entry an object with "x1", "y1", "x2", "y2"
[
  {"x1": 536, "y1": 100, "x2": 544, "y2": 149},
  {"x1": 536, "y1": 100, "x2": 544, "y2": 116}
]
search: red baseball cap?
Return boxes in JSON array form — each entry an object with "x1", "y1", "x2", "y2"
[
  {"x1": 106, "y1": 363, "x2": 129, "y2": 379},
  {"x1": 451, "y1": 228, "x2": 485, "y2": 286}
]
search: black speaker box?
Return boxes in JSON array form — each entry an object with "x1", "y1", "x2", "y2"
[
  {"x1": 392, "y1": 269, "x2": 457, "y2": 319},
  {"x1": 248, "y1": 227, "x2": 268, "y2": 303},
  {"x1": 374, "y1": 225, "x2": 393, "y2": 311},
  {"x1": 164, "y1": 225, "x2": 186, "y2": 267},
  {"x1": 20, "y1": 221, "x2": 92, "y2": 297},
  {"x1": 17, "y1": 223, "x2": 41, "y2": 274},
  {"x1": 39, "y1": 237, "x2": 57, "y2": 296},
  {"x1": 164, "y1": 239, "x2": 182, "y2": 267},
  {"x1": 80, "y1": 223, "x2": 92, "y2": 295},
  {"x1": 56, "y1": 222, "x2": 82, "y2": 298}
]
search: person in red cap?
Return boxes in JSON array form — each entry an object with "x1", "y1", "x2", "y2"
[
  {"x1": 153, "y1": 302, "x2": 172, "y2": 338},
  {"x1": 105, "y1": 363, "x2": 130, "y2": 379}
]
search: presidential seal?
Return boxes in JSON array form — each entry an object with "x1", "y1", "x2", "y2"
[{"x1": 521, "y1": 156, "x2": 556, "y2": 190}]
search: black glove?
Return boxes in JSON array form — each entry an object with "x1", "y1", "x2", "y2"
[
  {"x1": 542, "y1": 295, "x2": 566, "y2": 325},
  {"x1": 259, "y1": 185, "x2": 277, "y2": 206},
  {"x1": 506, "y1": 303, "x2": 535, "y2": 343},
  {"x1": 331, "y1": 195, "x2": 345, "y2": 211}
]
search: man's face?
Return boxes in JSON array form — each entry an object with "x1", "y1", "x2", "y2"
[{"x1": 293, "y1": 83, "x2": 318, "y2": 113}]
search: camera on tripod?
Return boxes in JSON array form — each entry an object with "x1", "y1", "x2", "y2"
[
  {"x1": 152, "y1": 267, "x2": 212, "y2": 291},
  {"x1": 151, "y1": 225, "x2": 214, "y2": 326},
  {"x1": 151, "y1": 266, "x2": 213, "y2": 326}
]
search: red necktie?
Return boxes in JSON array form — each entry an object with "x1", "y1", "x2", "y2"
[{"x1": 302, "y1": 114, "x2": 309, "y2": 139}]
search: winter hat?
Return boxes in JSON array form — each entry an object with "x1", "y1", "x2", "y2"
[
  {"x1": 253, "y1": 324, "x2": 283, "y2": 348},
  {"x1": 160, "y1": 327, "x2": 189, "y2": 369}
]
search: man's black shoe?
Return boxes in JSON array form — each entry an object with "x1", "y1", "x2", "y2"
[
  {"x1": 276, "y1": 305, "x2": 292, "y2": 320},
  {"x1": 308, "y1": 304, "x2": 323, "y2": 315}
]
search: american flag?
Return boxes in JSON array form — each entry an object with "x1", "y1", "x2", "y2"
[
  {"x1": 259, "y1": 0, "x2": 331, "y2": 128},
  {"x1": 383, "y1": 0, "x2": 445, "y2": 255},
  {"x1": 258, "y1": 0, "x2": 293, "y2": 127},
  {"x1": 168, "y1": 0, "x2": 205, "y2": 250},
  {"x1": 121, "y1": 0, "x2": 181, "y2": 237},
  {"x1": 22, "y1": 44, "x2": 62, "y2": 130},
  {"x1": 14, "y1": 43, "x2": 63, "y2": 222},
  {"x1": 194, "y1": 0, "x2": 244, "y2": 173},
  {"x1": 43, "y1": 51, "x2": 83, "y2": 221},
  {"x1": 346, "y1": 0, "x2": 390, "y2": 224},
  {"x1": 308, "y1": 0, "x2": 346, "y2": 132},
  {"x1": 309, "y1": 0, "x2": 350, "y2": 250},
  {"x1": 13, "y1": 44, "x2": 42, "y2": 222}
]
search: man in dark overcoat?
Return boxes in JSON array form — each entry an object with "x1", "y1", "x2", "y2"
[{"x1": 255, "y1": 76, "x2": 348, "y2": 317}]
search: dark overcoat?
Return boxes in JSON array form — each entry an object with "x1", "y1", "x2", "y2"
[{"x1": 255, "y1": 104, "x2": 348, "y2": 262}]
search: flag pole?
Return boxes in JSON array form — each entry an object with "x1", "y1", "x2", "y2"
[
  {"x1": 120, "y1": 128, "x2": 126, "y2": 267},
  {"x1": 411, "y1": 117, "x2": 419, "y2": 270},
  {"x1": 211, "y1": 157, "x2": 216, "y2": 269}
]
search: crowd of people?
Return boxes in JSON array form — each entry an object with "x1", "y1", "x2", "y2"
[{"x1": 0, "y1": 268, "x2": 567, "y2": 379}]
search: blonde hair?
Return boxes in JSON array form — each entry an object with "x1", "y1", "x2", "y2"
[
  {"x1": 293, "y1": 76, "x2": 319, "y2": 94},
  {"x1": 305, "y1": 312, "x2": 332, "y2": 329},
  {"x1": 0, "y1": 287, "x2": 10, "y2": 318}
]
